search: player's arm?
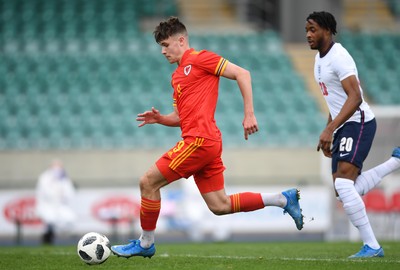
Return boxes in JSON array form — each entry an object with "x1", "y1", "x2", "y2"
[
  {"x1": 137, "y1": 106, "x2": 180, "y2": 127},
  {"x1": 326, "y1": 75, "x2": 362, "y2": 132},
  {"x1": 221, "y1": 62, "x2": 258, "y2": 140},
  {"x1": 318, "y1": 75, "x2": 362, "y2": 156},
  {"x1": 318, "y1": 113, "x2": 332, "y2": 155}
]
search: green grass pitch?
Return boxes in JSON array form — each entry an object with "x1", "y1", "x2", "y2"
[{"x1": 1, "y1": 241, "x2": 399, "y2": 270}]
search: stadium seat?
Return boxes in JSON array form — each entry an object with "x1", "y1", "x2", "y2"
[
  {"x1": 0, "y1": 1, "x2": 325, "y2": 149},
  {"x1": 388, "y1": 191, "x2": 400, "y2": 239},
  {"x1": 362, "y1": 189, "x2": 392, "y2": 238},
  {"x1": 363, "y1": 189, "x2": 389, "y2": 213},
  {"x1": 339, "y1": 33, "x2": 400, "y2": 105},
  {"x1": 390, "y1": 191, "x2": 400, "y2": 213}
]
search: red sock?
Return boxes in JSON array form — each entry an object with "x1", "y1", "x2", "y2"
[
  {"x1": 229, "y1": 192, "x2": 264, "y2": 213},
  {"x1": 140, "y1": 197, "x2": 161, "y2": 231}
]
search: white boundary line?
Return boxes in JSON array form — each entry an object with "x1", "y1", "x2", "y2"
[{"x1": 159, "y1": 253, "x2": 400, "y2": 263}]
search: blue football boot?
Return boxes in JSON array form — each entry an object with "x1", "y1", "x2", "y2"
[
  {"x1": 348, "y1": 244, "x2": 384, "y2": 258},
  {"x1": 111, "y1": 239, "x2": 155, "y2": 258},
  {"x1": 392, "y1": 146, "x2": 400, "y2": 159},
  {"x1": 282, "y1": 188, "x2": 304, "y2": 230}
]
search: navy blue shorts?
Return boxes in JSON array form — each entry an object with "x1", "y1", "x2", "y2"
[{"x1": 331, "y1": 118, "x2": 376, "y2": 174}]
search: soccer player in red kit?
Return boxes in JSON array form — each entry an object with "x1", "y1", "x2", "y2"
[{"x1": 111, "y1": 17, "x2": 304, "y2": 258}]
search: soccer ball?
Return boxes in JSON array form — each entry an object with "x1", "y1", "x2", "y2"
[{"x1": 77, "y1": 232, "x2": 111, "y2": 265}]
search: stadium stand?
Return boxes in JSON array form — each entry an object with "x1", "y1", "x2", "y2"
[
  {"x1": 0, "y1": 0, "x2": 326, "y2": 150},
  {"x1": 387, "y1": 0, "x2": 400, "y2": 17},
  {"x1": 338, "y1": 32, "x2": 400, "y2": 105},
  {"x1": 343, "y1": 0, "x2": 398, "y2": 32}
]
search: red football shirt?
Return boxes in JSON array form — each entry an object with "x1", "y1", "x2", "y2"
[{"x1": 171, "y1": 48, "x2": 229, "y2": 141}]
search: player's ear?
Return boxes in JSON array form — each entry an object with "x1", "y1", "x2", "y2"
[
  {"x1": 178, "y1": 35, "x2": 185, "y2": 46},
  {"x1": 326, "y1": 28, "x2": 332, "y2": 36}
]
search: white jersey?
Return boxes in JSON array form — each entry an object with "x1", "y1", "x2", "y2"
[{"x1": 314, "y1": 43, "x2": 374, "y2": 126}]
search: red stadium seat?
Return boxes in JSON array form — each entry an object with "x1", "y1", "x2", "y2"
[
  {"x1": 389, "y1": 191, "x2": 400, "y2": 240},
  {"x1": 363, "y1": 189, "x2": 390, "y2": 213},
  {"x1": 389, "y1": 191, "x2": 400, "y2": 212},
  {"x1": 361, "y1": 189, "x2": 392, "y2": 239}
]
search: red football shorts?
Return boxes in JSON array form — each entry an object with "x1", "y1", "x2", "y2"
[{"x1": 156, "y1": 136, "x2": 226, "y2": 194}]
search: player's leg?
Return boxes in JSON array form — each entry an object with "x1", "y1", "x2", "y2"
[
  {"x1": 112, "y1": 137, "x2": 214, "y2": 258},
  {"x1": 196, "y1": 172, "x2": 266, "y2": 215},
  {"x1": 111, "y1": 164, "x2": 172, "y2": 258},
  {"x1": 196, "y1": 172, "x2": 304, "y2": 230},
  {"x1": 352, "y1": 118, "x2": 399, "y2": 196},
  {"x1": 137, "y1": 164, "x2": 171, "y2": 248},
  {"x1": 335, "y1": 167, "x2": 383, "y2": 258},
  {"x1": 332, "y1": 120, "x2": 383, "y2": 258},
  {"x1": 354, "y1": 146, "x2": 400, "y2": 196}
]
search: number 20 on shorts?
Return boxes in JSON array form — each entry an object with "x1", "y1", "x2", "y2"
[{"x1": 340, "y1": 137, "x2": 353, "y2": 152}]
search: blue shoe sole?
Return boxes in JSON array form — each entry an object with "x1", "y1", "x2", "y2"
[
  {"x1": 282, "y1": 188, "x2": 304, "y2": 230},
  {"x1": 112, "y1": 251, "x2": 154, "y2": 259}
]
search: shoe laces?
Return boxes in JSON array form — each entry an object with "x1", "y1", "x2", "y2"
[
  {"x1": 122, "y1": 240, "x2": 139, "y2": 251},
  {"x1": 358, "y1": 245, "x2": 370, "y2": 255}
]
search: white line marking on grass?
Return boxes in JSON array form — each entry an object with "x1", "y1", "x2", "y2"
[
  {"x1": 13, "y1": 251, "x2": 77, "y2": 256},
  {"x1": 159, "y1": 254, "x2": 400, "y2": 263},
  {"x1": 159, "y1": 253, "x2": 260, "y2": 260},
  {"x1": 280, "y1": 257, "x2": 400, "y2": 263}
]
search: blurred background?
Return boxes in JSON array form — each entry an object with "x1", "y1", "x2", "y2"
[{"x1": 0, "y1": 0, "x2": 399, "y2": 246}]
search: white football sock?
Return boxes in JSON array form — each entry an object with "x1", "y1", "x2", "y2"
[
  {"x1": 335, "y1": 178, "x2": 380, "y2": 249},
  {"x1": 355, "y1": 157, "x2": 400, "y2": 196},
  {"x1": 139, "y1": 230, "x2": 154, "y2": 248},
  {"x1": 261, "y1": 193, "x2": 287, "y2": 207}
]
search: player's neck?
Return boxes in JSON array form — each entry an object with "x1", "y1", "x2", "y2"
[
  {"x1": 177, "y1": 46, "x2": 191, "y2": 65},
  {"x1": 319, "y1": 40, "x2": 335, "y2": 58}
]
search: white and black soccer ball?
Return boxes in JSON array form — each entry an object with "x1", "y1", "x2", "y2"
[{"x1": 77, "y1": 232, "x2": 111, "y2": 265}]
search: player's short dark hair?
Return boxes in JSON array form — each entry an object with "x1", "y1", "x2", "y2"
[
  {"x1": 306, "y1": 11, "x2": 337, "y2": 35},
  {"x1": 154, "y1": 16, "x2": 187, "y2": 43}
]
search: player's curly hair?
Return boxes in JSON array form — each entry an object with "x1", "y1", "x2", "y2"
[
  {"x1": 154, "y1": 16, "x2": 187, "y2": 43},
  {"x1": 306, "y1": 11, "x2": 337, "y2": 35}
]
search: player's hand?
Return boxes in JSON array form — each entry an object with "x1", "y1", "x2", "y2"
[
  {"x1": 317, "y1": 128, "x2": 332, "y2": 158},
  {"x1": 136, "y1": 107, "x2": 161, "y2": 127},
  {"x1": 242, "y1": 114, "x2": 258, "y2": 140}
]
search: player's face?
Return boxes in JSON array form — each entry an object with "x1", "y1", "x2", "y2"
[
  {"x1": 159, "y1": 34, "x2": 185, "y2": 64},
  {"x1": 305, "y1": 19, "x2": 326, "y2": 50}
]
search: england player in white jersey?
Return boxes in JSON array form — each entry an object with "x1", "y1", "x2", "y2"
[
  {"x1": 314, "y1": 43, "x2": 375, "y2": 124},
  {"x1": 306, "y1": 11, "x2": 400, "y2": 258}
]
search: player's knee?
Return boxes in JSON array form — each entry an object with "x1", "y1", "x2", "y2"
[
  {"x1": 139, "y1": 168, "x2": 166, "y2": 195},
  {"x1": 208, "y1": 203, "x2": 231, "y2": 216},
  {"x1": 139, "y1": 173, "x2": 155, "y2": 193},
  {"x1": 209, "y1": 207, "x2": 228, "y2": 216},
  {"x1": 336, "y1": 161, "x2": 359, "y2": 180},
  {"x1": 139, "y1": 176, "x2": 149, "y2": 193}
]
